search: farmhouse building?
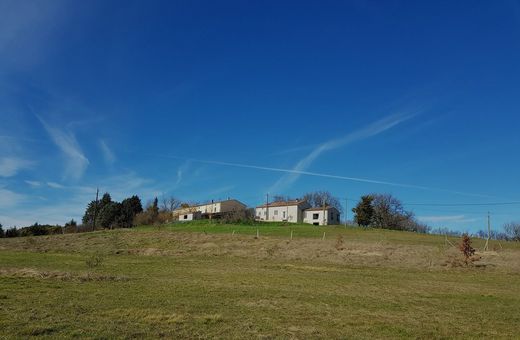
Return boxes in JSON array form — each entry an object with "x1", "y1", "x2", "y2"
[
  {"x1": 303, "y1": 207, "x2": 341, "y2": 226},
  {"x1": 255, "y1": 200, "x2": 311, "y2": 223},
  {"x1": 173, "y1": 199, "x2": 246, "y2": 221},
  {"x1": 255, "y1": 200, "x2": 341, "y2": 225}
]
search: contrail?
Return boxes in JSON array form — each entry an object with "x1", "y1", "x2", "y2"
[
  {"x1": 160, "y1": 156, "x2": 501, "y2": 200},
  {"x1": 268, "y1": 113, "x2": 416, "y2": 193}
]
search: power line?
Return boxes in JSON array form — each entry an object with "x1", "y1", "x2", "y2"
[{"x1": 403, "y1": 201, "x2": 520, "y2": 207}]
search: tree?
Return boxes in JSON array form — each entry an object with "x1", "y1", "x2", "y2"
[
  {"x1": 504, "y1": 222, "x2": 520, "y2": 241},
  {"x1": 149, "y1": 197, "x2": 159, "y2": 220},
  {"x1": 82, "y1": 192, "x2": 111, "y2": 228},
  {"x1": 5, "y1": 227, "x2": 20, "y2": 238},
  {"x1": 100, "y1": 193, "x2": 112, "y2": 207},
  {"x1": 352, "y1": 195, "x2": 374, "y2": 227},
  {"x1": 120, "y1": 195, "x2": 143, "y2": 227},
  {"x1": 302, "y1": 191, "x2": 342, "y2": 212},
  {"x1": 65, "y1": 219, "x2": 77, "y2": 227},
  {"x1": 160, "y1": 196, "x2": 181, "y2": 212},
  {"x1": 271, "y1": 195, "x2": 292, "y2": 203},
  {"x1": 459, "y1": 233, "x2": 476, "y2": 265},
  {"x1": 96, "y1": 202, "x2": 122, "y2": 229},
  {"x1": 0, "y1": 223, "x2": 4, "y2": 238},
  {"x1": 371, "y1": 194, "x2": 413, "y2": 230}
]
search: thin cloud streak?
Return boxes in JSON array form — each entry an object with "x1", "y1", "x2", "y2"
[
  {"x1": 99, "y1": 139, "x2": 116, "y2": 165},
  {"x1": 0, "y1": 157, "x2": 33, "y2": 177},
  {"x1": 37, "y1": 116, "x2": 89, "y2": 180},
  {"x1": 182, "y1": 158, "x2": 500, "y2": 200},
  {"x1": 268, "y1": 113, "x2": 416, "y2": 193}
]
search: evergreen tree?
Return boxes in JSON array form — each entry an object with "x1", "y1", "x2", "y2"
[
  {"x1": 149, "y1": 197, "x2": 159, "y2": 220},
  {"x1": 120, "y1": 195, "x2": 143, "y2": 227},
  {"x1": 0, "y1": 223, "x2": 4, "y2": 238},
  {"x1": 96, "y1": 202, "x2": 122, "y2": 229},
  {"x1": 82, "y1": 192, "x2": 112, "y2": 228},
  {"x1": 65, "y1": 219, "x2": 77, "y2": 227},
  {"x1": 352, "y1": 195, "x2": 374, "y2": 227}
]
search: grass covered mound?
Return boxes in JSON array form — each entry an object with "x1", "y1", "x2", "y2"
[{"x1": 1, "y1": 223, "x2": 519, "y2": 338}]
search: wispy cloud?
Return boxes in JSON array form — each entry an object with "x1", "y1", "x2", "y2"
[
  {"x1": 47, "y1": 181, "x2": 65, "y2": 189},
  {"x1": 268, "y1": 113, "x2": 415, "y2": 193},
  {"x1": 99, "y1": 139, "x2": 116, "y2": 165},
  {"x1": 0, "y1": 188, "x2": 25, "y2": 208},
  {"x1": 38, "y1": 116, "x2": 89, "y2": 180},
  {"x1": 173, "y1": 160, "x2": 192, "y2": 189},
  {"x1": 25, "y1": 180, "x2": 42, "y2": 187},
  {"x1": 0, "y1": 157, "x2": 33, "y2": 177}
]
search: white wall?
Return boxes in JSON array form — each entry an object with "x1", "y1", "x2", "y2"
[
  {"x1": 255, "y1": 205, "x2": 305, "y2": 223},
  {"x1": 303, "y1": 209, "x2": 340, "y2": 225},
  {"x1": 178, "y1": 212, "x2": 202, "y2": 221}
]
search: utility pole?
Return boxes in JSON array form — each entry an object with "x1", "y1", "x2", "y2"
[
  {"x1": 93, "y1": 187, "x2": 99, "y2": 232},
  {"x1": 484, "y1": 211, "x2": 491, "y2": 251},
  {"x1": 322, "y1": 198, "x2": 327, "y2": 226},
  {"x1": 345, "y1": 198, "x2": 348, "y2": 227}
]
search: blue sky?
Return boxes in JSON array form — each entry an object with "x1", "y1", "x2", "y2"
[{"x1": 1, "y1": 0, "x2": 519, "y2": 233}]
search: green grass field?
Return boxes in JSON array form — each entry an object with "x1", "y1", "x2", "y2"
[{"x1": 1, "y1": 222, "x2": 519, "y2": 339}]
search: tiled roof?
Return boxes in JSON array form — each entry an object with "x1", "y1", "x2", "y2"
[
  {"x1": 256, "y1": 200, "x2": 307, "y2": 208},
  {"x1": 304, "y1": 206, "x2": 339, "y2": 211}
]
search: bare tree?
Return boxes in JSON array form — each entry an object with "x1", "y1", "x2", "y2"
[
  {"x1": 370, "y1": 193, "x2": 426, "y2": 232},
  {"x1": 271, "y1": 195, "x2": 292, "y2": 203},
  {"x1": 161, "y1": 196, "x2": 182, "y2": 212},
  {"x1": 504, "y1": 222, "x2": 520, "y2": 241},
  {"x1": 303, "y1": 191, "x2": 342, "y2": 212}
]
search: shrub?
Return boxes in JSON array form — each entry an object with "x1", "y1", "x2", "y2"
[
  {"x1": 86, "y1": 253, "x2": 104, "y2": 269},
  {"x1": 335, "y1": 234, "x2": 345, "y2": 251},
  {"x1": 459, "y1": 234, "x2": 476, "y2": 265},
  {"x1": 5, "y1": 227, "x2": 20, "y2": 238}
]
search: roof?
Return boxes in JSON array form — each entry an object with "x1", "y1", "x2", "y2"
[
  {"x1": 193, "y1": 199, "x2": 246, "y2": 208},
  {"x1": 304, "y1": 206, "x2": 340, "y2": 212},
  {"x1": 172, "y1": 199, "x2": 246, "y2": 214},
  {"x1": 256, "y1": 200, "x2": 308, "y2": 208}
]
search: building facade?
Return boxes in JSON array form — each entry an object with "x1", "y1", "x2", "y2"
[
  {"x1": 173, "y1": 199, "x2": 247, "y2": 221},
  {"x1": 303, "y1": 207, "x2": 341, "y2": 226},
  {"x1": 255, "y1": 200, "x2": 311, "y2": 223}
]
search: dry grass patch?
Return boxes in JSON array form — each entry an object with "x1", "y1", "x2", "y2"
[{"x1": 0, "y1": 267, "x2": 129, "y2": 282}]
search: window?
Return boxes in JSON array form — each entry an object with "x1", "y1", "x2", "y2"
[
  {"x1": 313, "y1": 213, "x2": 319, "y2": 219},
  {"x1": 283, "y1": 211, "x2": 286, "y2": 219},
  {"x1": 274, "y1": 210, "x2": 278, "y2": 216},
  {"x1": 183, "y1": 215, "x2": 188, "y2": 220}
]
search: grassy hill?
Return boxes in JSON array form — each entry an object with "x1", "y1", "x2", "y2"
[{"x1": 1, "y1": 222, "x2": 519, "y2": 338}]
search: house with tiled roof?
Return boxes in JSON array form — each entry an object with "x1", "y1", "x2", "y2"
[
  {"x1": 303, "y1": 206, "x2": 341, "y2": 226},
  {"x1": 255, "y1": 199, "x2": 310, "y2": 223},
  {"x1": 255, "y1": 199, "x2": 341, "y2": 225},
  {"x1": 173, "y1": 199, "x2": 246, "y2": 221}
]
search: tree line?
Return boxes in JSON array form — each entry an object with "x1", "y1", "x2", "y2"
[
  {"x1": 351, "y1": 193, "x2": 430, "y2": 233},
  {"x1": 1, "y1": 190, "x2": 520, "y2": 241}
]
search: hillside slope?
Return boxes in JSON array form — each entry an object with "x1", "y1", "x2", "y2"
[{"x1": 1, "y1": 224, "x2": 519, "y2": 338}]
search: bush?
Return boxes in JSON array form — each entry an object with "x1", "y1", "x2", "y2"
[
  {"x1": 86, "y1": 253, "x2": 104, "y2": 269},
  {"x1": 19, "y1": 223, "x2": 63, "y2": 237},
  {"x1": 459, "y1": 234, "x2": 476, "y2": 265},
  {"x1": 5, "y1": 227, "x2": 20, "y2": 238}
]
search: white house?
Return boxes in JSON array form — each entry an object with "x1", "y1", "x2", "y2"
[
  {"x1": 173, "y1": 199, "x2": 247, "y2": 221},
  {"x1": 303, "y1": 207, "x2": 341, "y2": 226},
  {"x1": 255, "y1": 200, "x2": 311, "y2": 223}
]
